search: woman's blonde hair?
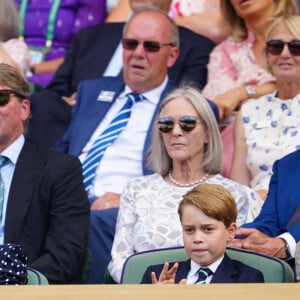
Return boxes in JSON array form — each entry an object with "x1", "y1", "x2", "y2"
[
  {"x1": 221, "y1": 0, "x2": 298, "y2": 42},
  {"x1": 264, "y1": 15, "x2": 300, "y2": 73}
]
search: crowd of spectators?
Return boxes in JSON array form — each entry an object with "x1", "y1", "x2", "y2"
[{"x1": 0, "y1": 0, "x2": 299, "y2": 284}]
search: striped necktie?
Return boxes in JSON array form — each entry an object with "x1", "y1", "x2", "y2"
[
  {"x1": 82, "y1": 92, "x2": 145, "y2": 192},
  {"x1": 0, "y1": 156, "x2": 8, "y2": 221},
  {"x1": 195, "y1": 267, "x2": 213, "y2": 284}
]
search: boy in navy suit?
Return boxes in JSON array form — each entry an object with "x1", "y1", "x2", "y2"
[{"x1": 141, "y1": 184, "x2": 264, "y2": 284}]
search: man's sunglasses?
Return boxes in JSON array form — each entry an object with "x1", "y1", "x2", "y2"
[
  {"x1": 266, "y1": 39, "x2": 300, "y2": 56},
  {"x1": 158, "y1": 116, "x2": 202, "y2": 133},
  {"x1": 122, "y1": 38, "x2": 175, "y2": 52},
  {"x1": 0, "y1": 89, "x2": 26, "y2": 106}
]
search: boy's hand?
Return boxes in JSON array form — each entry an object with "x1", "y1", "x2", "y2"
[{"x1": 151, "y1": 262, "x2": 179, "y2": 284}]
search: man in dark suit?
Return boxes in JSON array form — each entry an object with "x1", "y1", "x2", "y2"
[
  {"x1": 141, "y1": 184, "x2": 264, "y2": 284},
  {"x1": 230, "y1": 149, "x2": 300, "y2": 263},
  {"x1": 26, "y1": 0, "x2": 216, "y2": 148},
  {"x1": 0, "y1": 63, "x2": 90, "y2": 283}
]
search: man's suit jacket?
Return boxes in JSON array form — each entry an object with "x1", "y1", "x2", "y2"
[
  {"x1": 4, "y1": 141, "x2": 90, "y2": 283},
  {"x1": 54, "y1": 77, "x2": 176, "y2": 175},
  {"x1": 27, "y1": 22, "x2": 216, "y2": 147},
  {"x1": 141, "y1": 253, "x2": 264, "y2": 283},
  {"x1": 243, "y1": 149, "x2": 300, "y2": 242}
]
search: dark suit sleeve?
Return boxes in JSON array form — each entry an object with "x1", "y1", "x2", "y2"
[
  {"x1": 169, "y1": 27, "x2": 215, "y2": 89},
  {"x1": 235, "y1": 263, "x2": 264, "y2": 283},
  {"x1": 29, "y1": 154, "x2": 90, "y2": 283},
  {"x1": 46, "y1": 29, "x2": 84, "y2": 96}
]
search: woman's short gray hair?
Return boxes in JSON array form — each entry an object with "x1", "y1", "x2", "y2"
[{"x1": 146, "y1": 86, "x2": 222, "y2": 175}]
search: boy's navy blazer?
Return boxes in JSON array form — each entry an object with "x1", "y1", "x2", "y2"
[{"x1": 141, "y1": 253, "x2": 264, "y2": 283}]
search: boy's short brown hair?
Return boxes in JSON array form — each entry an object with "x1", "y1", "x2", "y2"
[{"x1": 178, "y1": 184, "x2": 237, "y2": 227}]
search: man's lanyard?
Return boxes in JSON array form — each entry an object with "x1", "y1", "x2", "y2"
[{"x1": 18, "y1": 0, "x2": 62, "y2": 49}]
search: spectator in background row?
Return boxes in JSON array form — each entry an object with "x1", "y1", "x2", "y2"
[
  {"x1": 26, "y1": 0, "x2": 215, "y2": 148},
  {"x1": 201, "y1": 0, "x2": 298, "y2": 177},
  {"x1": 106, "y1": 0, "x2": 231, "y2": 43},
  {"x1": 202, "y1": 0, "x2": 298, "y2": 120},
  {"x1": 0, "y1": 0, "x2": 30, "y2": 76},
  {"x1": 230, "y1": 15, "x2": 300, "y2": 205},
  {"x1": 169, "y1": 0, "x2": 231, "y2": 44},
  {"x1": 15, "y1": 0, "x2": 107, "y2": 88}
]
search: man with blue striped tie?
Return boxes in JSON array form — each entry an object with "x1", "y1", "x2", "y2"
[
  {"x1": 54, "y1": 7, "x2": 179, "y2": 283},
  {"x1": 55, "y1": 6, "x2": 218, "y2": 283}
]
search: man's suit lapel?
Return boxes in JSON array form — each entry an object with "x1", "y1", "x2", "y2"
[
  {"x1": 69, "y1": 78, "x2": 125, "y2": 156},
  {"x1": 5, "y1": 142, "x2": 43, "y2": 242},
  {"x1": 210, "y1": 254, "x2": 239, "y2": 283}
]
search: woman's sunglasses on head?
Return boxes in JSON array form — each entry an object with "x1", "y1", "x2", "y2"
[
  {"x1": 266, "y1": 39, "x2": 300, "y2": 56},
  {"x1": 0, "y1": 89, "x2": 26, "y2": 106},
  {"x1": 122, "y1": 38, "x2": 175, "y2": 52},
  {"x1": 158, "y1": 116, "x2": 202, "y2": 133}
]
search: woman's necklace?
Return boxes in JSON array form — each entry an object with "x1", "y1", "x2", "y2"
[{"x1": 168, "y1": 170, "x2": 209, "y2": 187}]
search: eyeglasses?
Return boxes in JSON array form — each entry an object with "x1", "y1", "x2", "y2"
[
  {"x1": 266, "y1": 39, "x2": 300, "y2": 56},
  {"x1": 158, "y1": 116, "x2": 202, "y2": 133},
  {"x1": 122, "y1": 38, "x2": 175, "y2": 52},
  {"x1": 0, "y1": 89, "x2": 26, "y2": 106}
]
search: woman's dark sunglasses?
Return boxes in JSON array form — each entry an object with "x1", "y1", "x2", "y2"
[
  {"x1": 158, "y1": 116, "x2": 201, "y2": 133},
  {"x1": 266, "y1": 39, "x2": 300, "y2": 56},
  {"x1": 0, "y1": 89, "x2": 26, "y2": 106},
  {"x1": 122, "y1": 38, "x2": 175, "y2": 52}
]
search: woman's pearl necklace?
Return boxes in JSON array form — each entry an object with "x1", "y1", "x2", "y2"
[{"x1": 168, "y1": 170, "x2": 209, "y2": 187}]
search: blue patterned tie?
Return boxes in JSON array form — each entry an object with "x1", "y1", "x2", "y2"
[
  {"x1": 0, "y1": 156, "x2": 8, "y2": 221},
  {"x1": 82, "y1": 93, "x2": 145, "y2": 192},
  {"x1": 195, "y1": 267, "x2": 213, "y2": 284}
]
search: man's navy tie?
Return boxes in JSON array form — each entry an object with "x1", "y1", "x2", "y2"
[
  {"x1": 82, "y1": 93, "x2": 145, "y2": 192},
  {"x1": 195, "y1": 267, "x2": 213, "y2": 284}
]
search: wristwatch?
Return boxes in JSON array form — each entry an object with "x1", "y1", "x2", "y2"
[
  {"x1": 245, "y1": 85, "x2": 256, "y2": 98},
  {"x1": 279, "y1": 238, "x2": 292, "y2": 260}
]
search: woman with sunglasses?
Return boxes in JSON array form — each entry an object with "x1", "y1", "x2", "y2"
[
  {"x1": 201, "y1": 0, "x2": 298, "y2": 177},
  {"x1": 230, "y1": 15, "x2": 300, "y2": 207},
  {"x1": 108, "y1": 86, "x2": 253, "y2": 283}
]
